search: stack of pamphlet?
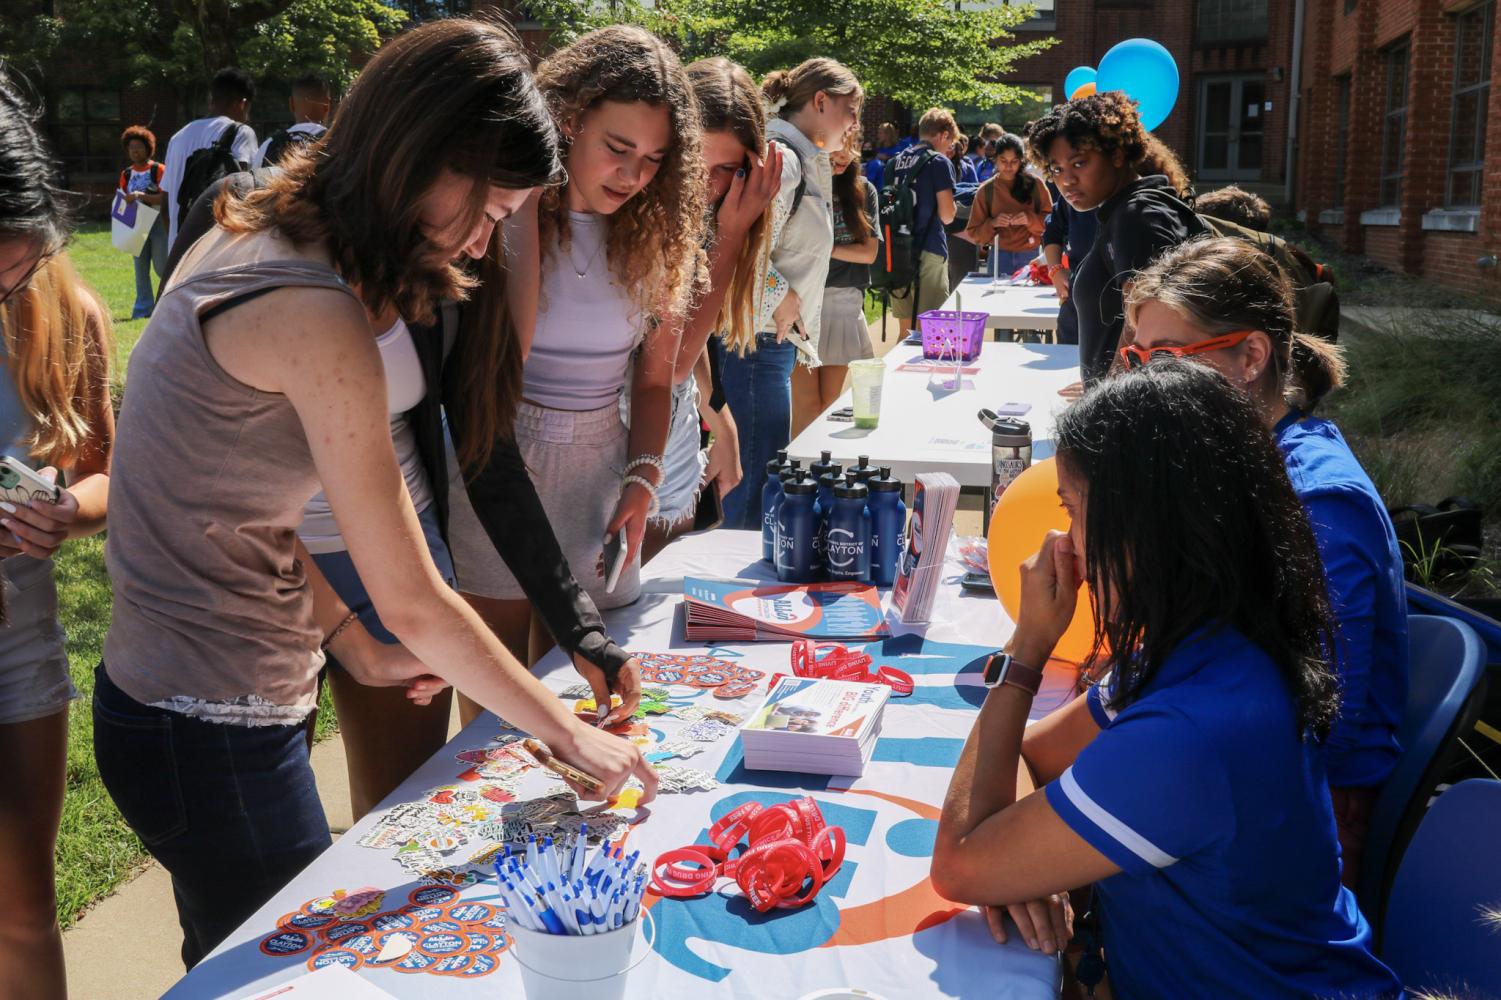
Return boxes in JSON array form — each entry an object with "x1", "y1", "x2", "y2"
[
  {"x1": 890, "y1": 473, "x2": 960, "y2": 624},
  {"x1": 740, "y1": 675, "x2": 890, "y2": 776},
  {"x1": 682, "y1": 577, "x2": 890, "y2": 642}
]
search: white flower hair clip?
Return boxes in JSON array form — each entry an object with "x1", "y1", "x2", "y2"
[{"x1": 768, "y1": 95, "x2": 789, "y2": 114}]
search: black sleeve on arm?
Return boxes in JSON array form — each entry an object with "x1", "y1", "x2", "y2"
[
  {"x1": 442, "y1": 393, "x2": 630, "y2": 679},
  {"x1": 1043, "y1": 201, "x2": 1069, "y2": 248}
]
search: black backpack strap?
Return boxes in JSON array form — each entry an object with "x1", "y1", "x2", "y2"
[
  {"x1": 440, "y1": 299, "x2": 461, "y2": 362},
  {"x1": 216, "y1": 122, "x2": 243, "y2": 155}
]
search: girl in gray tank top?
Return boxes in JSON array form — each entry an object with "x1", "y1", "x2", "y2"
[{"x1": 91, "y1": 20, "x2": 657, "y2": 970}]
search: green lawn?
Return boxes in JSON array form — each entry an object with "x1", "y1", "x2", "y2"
[{"x1": 56, "y1": 223, "x2": 337, "y2": 928}]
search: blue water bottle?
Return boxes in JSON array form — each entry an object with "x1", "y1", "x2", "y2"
[
  {"x1": 815, "y1": 462, "x2": 843, "y2": 572},
  {"x1": 810, "y1": 449, "x2": 838, "y2": 486},
  {"x1": 760, "y1": 451, "x2": 793, "y2": 562},
  {"x1": 848, "y1": 454, "x2": 879, "y2": 487},
  {"x1": 825, "y1": 473, "x2": 872, "y2": 582},
  {"x1": 775, "y1": 475, "x2": 819, "y2": 583},
  {"x1": 867, "y1": 466, "x2": 907, "y2": 587}
]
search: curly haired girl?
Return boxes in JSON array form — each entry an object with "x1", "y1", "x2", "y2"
[
  {"x1": 447, "y1": 25, "x2": 707, "y2": 697},
  {"x1": 1025, "y1": 91, "x2": 1206, "y2": 386}
]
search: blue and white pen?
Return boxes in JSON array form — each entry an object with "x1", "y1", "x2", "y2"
[{"x1": 534, "y1": 894, "x2": 567, "y2": 935}]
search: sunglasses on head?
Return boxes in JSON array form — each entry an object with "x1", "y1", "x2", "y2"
[{"x1": 1118, "y1": 329, "x2": 1256, "y2": 370}]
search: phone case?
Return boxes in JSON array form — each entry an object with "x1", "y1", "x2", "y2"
[{"x1": 0, "y1": 459, "x2": 58, "y2": 507}]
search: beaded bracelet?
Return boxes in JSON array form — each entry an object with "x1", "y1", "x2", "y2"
[
  {"x1": 621, "y1": 473, "x2": 662, "y2": 518},
  {"x1": 624, "y1": 453, "x2": 666, "y2": 487}
]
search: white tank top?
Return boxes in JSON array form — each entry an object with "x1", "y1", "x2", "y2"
[
  {"x1": 521, "y1": 211, "x2": 642, "y2": 411},
  {"x1": 298, "y1": 318, "x2": 432, "y2": 554}
]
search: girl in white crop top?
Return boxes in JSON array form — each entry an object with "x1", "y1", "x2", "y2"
[{"x1": 445, "y1": 26, "x2": 708, "y2": 721}]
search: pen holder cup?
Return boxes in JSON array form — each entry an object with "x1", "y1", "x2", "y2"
[
  {"x1": 918, "y1": 310, "x2": 987, "y2": 361},
  {"x1": 508, "y1": 906, "x2": 656, "y2": 1000}
]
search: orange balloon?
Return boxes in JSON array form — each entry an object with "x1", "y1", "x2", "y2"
[
  {"x1": 1070, "y1": 82, "x2": 1097, "y2": 100},
  {"x1": 986, "y1": 458, "x2": 1098, "y2": 664}
]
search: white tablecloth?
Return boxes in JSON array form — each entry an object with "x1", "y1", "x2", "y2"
[
  {"x1": 942, "y1": 276, "x2": 1061, "y2": 333},
  {"x1": 787, "y1": 341, "x2": 1078, "y2": 488},
  {"x1": 168, "y1": 532, "x2": 1072, "y2": 1000}
]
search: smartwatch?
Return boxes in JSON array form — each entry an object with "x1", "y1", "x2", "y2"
[{"x1": 983, "y1": 652, "x2": 1043, "y2": 696}]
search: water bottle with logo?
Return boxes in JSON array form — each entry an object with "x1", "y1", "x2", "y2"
[
  {"x1": 760, "y1": 449, "x2": 791, "y2": 562},
  {"x1": 815, "y1": 462, "x2": 842, "y2": 578},
  {"x1": 775, "y1": 474, "x2": 819, "y2": 583},
  {"x1": 866, "y1": 466, "x2": 907, "y2": 587},
  {"x1": 825, "y1": 472, "x2": 872, "y2": 583},
  {"x1": 979, "y1": 412, "x2": 1031, "y2": 532}
]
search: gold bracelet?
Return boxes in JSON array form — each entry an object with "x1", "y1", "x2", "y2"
[{"x1": 321, "y1": 611, "x2": 360, "y2": 651}]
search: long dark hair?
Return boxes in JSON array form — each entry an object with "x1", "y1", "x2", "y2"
[
  {"x1": 994, "y1": 132, "x2": 1034, "y2": 204},
  {"x1": 0, "y1": 71, "x2": 73, "y2": 256},
  {"x1": 1054, "y1": 360, "x2": 1341, "y2": 739},
  {"x1": 218, "y1": 18, "x2": 563, "y2": 324},
  {"x1": 832, "y1": 152, "x2": 872, "y2": 243}
]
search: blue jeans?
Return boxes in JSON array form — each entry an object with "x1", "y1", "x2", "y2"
[
  {"x1": 92, "y1": 665, "x2": 332, "y2": 970},
  {"x1": 311, "y1": 502, "x2": 454, "y2": 646},
  {"x1": 718, "y1": 333, "x2": 796, "y2": 530},
  {"x1": 132, "y1": 217, "x2": 167, "y2": 319},
  {"x1": 990, "y1": 248, "x2": 1036, "y2": 279}
]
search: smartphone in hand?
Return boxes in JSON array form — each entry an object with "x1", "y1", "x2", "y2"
[
  {"x1": 603, "y1": 532, "x2": 627, "y2": 594},
  {"x1": 0, "y1": 456, "x2": 59, "y2": 506}
]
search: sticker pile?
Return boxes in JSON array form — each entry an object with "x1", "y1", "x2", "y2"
[{"x1": 256, "y1": 884, "x2": 507, "y2": 978}]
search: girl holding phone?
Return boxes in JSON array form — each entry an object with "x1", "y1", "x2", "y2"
[
  {"x1": 446, "y1": 26, "x2": 706, "y2": 713},
  {"x1": 0, "y1": 75, "x2": 115, "y2": 1000}
]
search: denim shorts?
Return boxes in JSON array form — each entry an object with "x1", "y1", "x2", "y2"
[
  {"x1": 309, "y1": 501, "x2": 454, "y2": 647},
  {"x1": 0, "y1": 555, "x2": 75, "y2": 726}
]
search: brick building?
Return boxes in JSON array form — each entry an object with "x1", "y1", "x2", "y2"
[
  {"x1": 1292, "y1": 0, "x2": 1500, "y2": 300},
  {"x1": 958, "y1": 0, "x2": 1300, "y2": 201}
]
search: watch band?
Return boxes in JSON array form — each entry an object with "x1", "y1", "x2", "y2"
[{"x1": 984, "y1": 652, "x2": 1044, "y2": 696}]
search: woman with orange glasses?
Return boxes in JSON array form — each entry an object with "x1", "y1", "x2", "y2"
[{"x1": 1124, "y1": 235, "x2": 1408, "y2": 890}]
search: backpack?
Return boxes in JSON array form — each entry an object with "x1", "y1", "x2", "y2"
[
  {"x1": 873, "y1": 148, "x2": 936, "y2": 293},
  {"x1": 768, "y1": 136, "x2": 808, "y2": 218},
  {"x1": 177, "y1": 123, "x2": 247, "y2": 222},
  {"x1": 263, "y1": 125, "x2": 325, "y2": 167},
  {"x1": 1197, "y1": 213, "x2": 1341, "y2": 342},
  {"x1": 119, "y1": 161, "x2": 164, "y2": 194}
]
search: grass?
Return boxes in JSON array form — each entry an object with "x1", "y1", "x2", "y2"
[
  {"x1": 1322, "y1": 304, "x2": 1501, "y2": 598},
  {"x1": 53, "y1": 223, "x2": 338, "y2": 928}
]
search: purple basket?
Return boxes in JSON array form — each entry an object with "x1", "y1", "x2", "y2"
[{"x1": 918, "y1": 309, "x2": 987, "y2": 361}]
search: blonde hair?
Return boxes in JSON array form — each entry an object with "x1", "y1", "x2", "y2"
[
  {"x1": 918, "y1": 107, "x2": 958, "y2": 139},
  {"x1": 0, "y1": 253, "x2": 112, "y2": 467},
  {"x1": 536, "y1": 25, "x2": 707, "y2": 321},
  {"x1": 688, "y1": 57, "x2": 774, "y2": 355},
  {"x1": 1126, "y1": 237, "x2": 1347, "y2": 412},
  {"x1": 761, "y1": 58, "x2": 863, "y2": 118}
]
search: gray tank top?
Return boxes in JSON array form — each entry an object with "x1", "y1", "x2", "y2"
[{"x1": 104, "y1": 248, "x2": 360, "y2": 725}]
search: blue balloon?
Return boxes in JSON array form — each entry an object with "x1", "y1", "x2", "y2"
[
  {"x1": 1063, "y1": 65, "x2": 1096, "y2": 100},
  {"x1": 1096, "y1": 37, "x2": 1179, "y2": 131}
]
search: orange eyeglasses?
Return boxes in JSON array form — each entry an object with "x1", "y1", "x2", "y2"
[{"x1": 1118, "y1": 329, "x2": 1256, "y2": 370}]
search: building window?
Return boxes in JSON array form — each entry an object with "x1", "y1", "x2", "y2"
[
  {"x1": 1332, "y1": 75, "x2": 1351, "y2": 208},
  {"x1": 1344, "y1": 0, "x2": 1356, "y2": 13},
  {"x1": 1447, "y1": 0, "x2": 1493, "y2": 207},
  {"x1": 1378, "y1": 41, "x2": 1409, "y2": 207},
  {"x1": 954, "y1": 86, "x2": 1054, "y2": 136},
  {"x1": 958, "y1": 0, "x2": 1057, "y2": 29},
  {"x1": 1197, "y1": 0, "x2": 1270, "y2": 43},
  {"x1": 49, "y1": 86, "x2": 121, "y2": 176}
]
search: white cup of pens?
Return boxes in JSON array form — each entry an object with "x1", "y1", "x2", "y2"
[{"x1": 495, "y1": 827, "x2": 655, "y2": 1000}]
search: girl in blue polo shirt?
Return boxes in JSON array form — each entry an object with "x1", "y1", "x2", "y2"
[
  {"x1": 932, "y1": 361, "x2": 1400, "y2": 998},
  {"x1": 1124, "y1": 236, "x2": 1408, "y2": 888}
]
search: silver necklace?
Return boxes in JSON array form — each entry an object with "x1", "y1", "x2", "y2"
[{"x1": 567, "y1": 226, "x2": 605, "y2": 279}]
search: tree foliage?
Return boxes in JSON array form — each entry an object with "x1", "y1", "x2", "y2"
[
  {"x1": 0, "y1": 0, "x2": 405, "y2": 91},
  {"x1": 520, "y1": 0, "x2": 1057, "y2": 110}
]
